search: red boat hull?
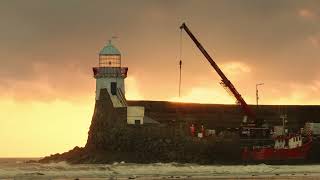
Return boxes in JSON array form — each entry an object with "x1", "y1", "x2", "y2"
[{"x1": 242, "y1": 139, "x2": 312, "y2": 161}]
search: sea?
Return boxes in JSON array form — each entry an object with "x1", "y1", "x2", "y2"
[{"x1": 1, "y1": 158, "x2": 320, "y2": 179}]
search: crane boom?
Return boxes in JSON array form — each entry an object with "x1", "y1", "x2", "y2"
[{"x1": 180, "y1": 23, "x2": 256, "y2": 121}]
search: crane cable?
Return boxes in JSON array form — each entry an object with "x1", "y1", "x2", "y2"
[{"x1": 179, "y1": 28, "x2": 183, "y2": 98}]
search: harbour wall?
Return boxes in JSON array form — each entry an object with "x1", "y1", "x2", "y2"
[{"x1": 128, "y1": 100, "x2": 320, "y2": 130}]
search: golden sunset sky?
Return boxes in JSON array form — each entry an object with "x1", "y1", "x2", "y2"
[{"x1": 1, "y1": 0, "x2": 320, "y2": 157}]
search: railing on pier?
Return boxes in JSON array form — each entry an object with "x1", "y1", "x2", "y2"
[{"x1": 117, "y1": 88, "x2": 127, "y2": 107}]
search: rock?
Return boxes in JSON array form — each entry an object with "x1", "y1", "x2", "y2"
[
  {"x1": 165, "y1": 138, "x2": 172, "y2": 144},
  {"x1": 40, "y1": 89, "x2": 242, "y2": 164}
]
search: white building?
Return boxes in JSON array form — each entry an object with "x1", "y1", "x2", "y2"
[{"x1": 93, "y1": 40, "x2": 145, "y2": 124}]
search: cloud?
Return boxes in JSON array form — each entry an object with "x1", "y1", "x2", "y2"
[
  {"x1": 0, "y1": 61, "x2": 93, "y2": 102},
  {"x1": 221, "y1": 61, "x2": 251, "y2": 75},
  {"x1": 308, "y1": 33, "x2": 320, "y2": 48},
  {"x1": 298, "y1": 8, "x2": 317, "y2": 19},
  {"x1": 218, "y1": 61, "x2": 253, "y2": 87},
  {"x1": 265, "y1": 81, "x2": 320, "y2": 105},
  {"x1": 0, "y1": 0, "x2": 319, "y2": 105},
  {"x1": 125, "y1": 76, "x2": 144, "y2": 100},
  {"x1": 169, "y1": 87, "x2": 235, "y2": 104}
]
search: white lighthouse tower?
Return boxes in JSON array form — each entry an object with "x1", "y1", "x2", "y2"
[
  {"x1": 93, "y1": 40, "x2": 128, "y2": 107},
  {"x1": 93, "y1": 40, "x2": 146, "y2": 125}
]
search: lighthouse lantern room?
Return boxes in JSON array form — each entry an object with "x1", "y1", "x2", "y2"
[{"x1": 93, "y1": 40, "x2": 128, "y2": 107}]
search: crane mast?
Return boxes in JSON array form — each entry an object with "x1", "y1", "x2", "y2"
[{"x1": 180, "y1": 23, "x2": 256, "y2": 123}]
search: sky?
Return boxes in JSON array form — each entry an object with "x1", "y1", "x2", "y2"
[{"x1": 1, "y1": 0, "x2": 320, "y2": 157}]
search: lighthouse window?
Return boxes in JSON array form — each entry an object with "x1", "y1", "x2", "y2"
[{"x1": 111, "y1": 82, "x2": 117, "y2": 95}]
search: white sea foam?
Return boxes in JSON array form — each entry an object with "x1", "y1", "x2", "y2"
[{"x1": 1, "y1": 158, "x2": 320, "y2": 179}]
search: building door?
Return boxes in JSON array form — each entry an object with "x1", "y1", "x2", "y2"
[{"x1": 111, "y1": 82, "x2": 117, "y2": 95}]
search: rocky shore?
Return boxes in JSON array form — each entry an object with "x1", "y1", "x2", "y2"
[{"x1": 40, "y1": 89, "x2": 241, "y2": 164}]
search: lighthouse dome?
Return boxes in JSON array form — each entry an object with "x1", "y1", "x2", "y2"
[{"x1": 99, "y1": 40, "x2": 121, "y2": 55}]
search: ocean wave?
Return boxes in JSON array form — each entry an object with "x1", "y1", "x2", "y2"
[{"x1": 1, "y1": 158, "x2": 320, "y2": 179}]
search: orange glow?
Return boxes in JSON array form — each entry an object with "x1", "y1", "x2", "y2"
[
  {"x1": 0, "y1": 77, "x2": 146, "y2": 157},
  {"x1": 125, "y1": 77, "x2": 144, "y2": 100},
  {"x1": 169, "y1": 87, "x2": 235, "y2": 104},
  {"x1": 0, "y1": 98, "x2": 93, "y2": 157}
]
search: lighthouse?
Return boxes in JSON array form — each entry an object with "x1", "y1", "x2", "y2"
[
  {"x1": 93, "y1": 40, "x2": 146, "y2": 125},
  {"x1": 93, "y1": 40, "x2": 128, "y2": 107}
]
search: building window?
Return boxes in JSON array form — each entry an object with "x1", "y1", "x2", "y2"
[
  {"x1": 135, "y1": 120, "x2": 141, "y2": 125},
  {"x1": 111, "y1": 82, "x2": 117, "y2": 95}
]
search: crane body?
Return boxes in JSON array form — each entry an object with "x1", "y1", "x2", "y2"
[{"x1": 180, "y1": 23, "x2": 256, "y2": 125}]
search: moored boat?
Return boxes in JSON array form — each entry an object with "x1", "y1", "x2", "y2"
[{"x1": 242, "y1": 134, "x2": 312, "y2": 162}]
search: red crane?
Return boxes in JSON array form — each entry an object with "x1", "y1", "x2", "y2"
[{"x1": 180, "y1": 23, "x2": 256, "y2": 125}]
